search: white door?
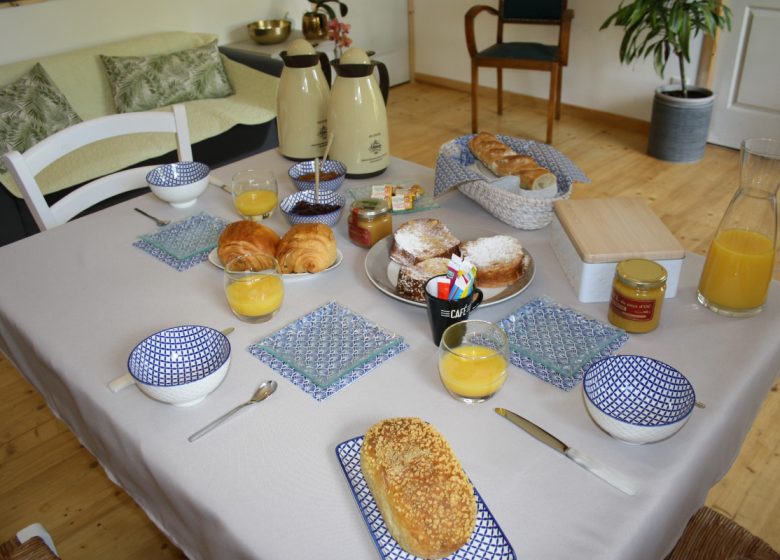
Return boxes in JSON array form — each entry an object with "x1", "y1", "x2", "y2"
[
  {"x1": 708, "y1": 0, "x2": 780, "y2": 148},
  {"x1": 348, "y1": 0, "x2": 410, "y2": 86}
]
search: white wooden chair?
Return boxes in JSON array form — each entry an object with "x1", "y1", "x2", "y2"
[{"x1": 2, "y1": 104, "x2": 192, "y2": 232}]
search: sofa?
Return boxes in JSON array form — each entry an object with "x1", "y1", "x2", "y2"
[{"x1": 0, "y1": 31, "x2": 283, "y2": 246}]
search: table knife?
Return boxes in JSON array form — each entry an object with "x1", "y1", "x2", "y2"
[{"x1": 495, "y1": 407, "x2": 637, "y2": 495}]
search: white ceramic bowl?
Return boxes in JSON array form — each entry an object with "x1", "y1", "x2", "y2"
[
  {"x1": 280, "y1": 190, "x2": 345, "y2": 227},
  {"x1": 127, "y1": 325, "x2": 231, "y2": 406},
  {"x1": 582, "y1": 355, "x2": 696, "y2": 444},
  {"x1": 146, "y1": 161, "x2": 210, "y2": 208}
]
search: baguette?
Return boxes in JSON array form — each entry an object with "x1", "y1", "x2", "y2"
[
  {"x1": 361, "y1": 418, "x2": 476, "y2": 559},
  {"x1": 469, "y1": 131, "x2": 557, "y2": 190}
]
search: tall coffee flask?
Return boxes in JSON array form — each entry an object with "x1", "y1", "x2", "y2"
[
  {"x1": 277, "y1": 38, "x2": 331, "y2": 160},
  {"x1": 697, "y1": 138, "x2": 780, "y2": 317},
  {"x1": 328, "y1": 47, "x2": 389, "y2": 177}
]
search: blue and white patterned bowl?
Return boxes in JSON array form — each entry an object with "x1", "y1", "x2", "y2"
[
  {"x1": 146, "y1": 161, "x2": 210, "y2": 208},
  {"x1": 127, "y1": 325, "x2": 231, "y2": 406},
  {"x1": 288, "y1": 159, "x2": 346, "y2": 192},
  {"x1": 280, "y1": 190, "x2": 345, "y2": 227},
  {"x1": 583, "y1": 355, "x2": 696, "y2": 444}
]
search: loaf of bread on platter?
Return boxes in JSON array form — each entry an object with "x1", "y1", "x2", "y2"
[
  {"x1": 360, "y1": 418, "x2": 477, "y2": 559},
  {"x1": 217, "y1": 220, "x2": 280, "y2": 270},
  {"x1": 396, "y1": 257, "x2": 450, "y2": 303},
  {"x1": 459, "y1": 234, "x2": 528, "y2": 288},
  {"x1": 275, "y1": 222, "x2": 337, "y2": 274},
  {"x1": 390, "y1": 219, "x2": 460, "y2": 267},
  {"x1": 468, "y1": 132, "x2": 557, "y2": 191}
]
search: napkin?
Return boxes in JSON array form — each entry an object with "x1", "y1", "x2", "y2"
[
  {"x1": 249, "y1": 301, "x2": 408, "y2": 401},
  {"x1": 497, "y1": 297, "x2": 628, "y2": 391}
]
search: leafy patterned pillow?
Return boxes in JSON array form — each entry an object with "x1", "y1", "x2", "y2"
[
  {"x1": 101, "y1": 40, "x2": 234, "y2": 113},
  {"x1": 0, "y1": 63, "x2": 82, "y2": 173}
]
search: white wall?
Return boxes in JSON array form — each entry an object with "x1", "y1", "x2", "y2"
[{"x1": 414, "y1": 0, "x2": 703, "y2": 121}]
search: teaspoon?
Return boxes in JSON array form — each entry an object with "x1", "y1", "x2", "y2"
[
  {"x1": 134, "y1": 207, "x2": 170, "y2": 226},
  {"x1": 188, "y1": 380, "x2": 277, "y2": 442}
]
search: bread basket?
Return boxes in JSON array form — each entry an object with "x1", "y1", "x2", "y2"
[{"x1": 434, "y1": 135, "x2": 589, "y2": 230}]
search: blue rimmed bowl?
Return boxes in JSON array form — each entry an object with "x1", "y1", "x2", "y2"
[
  {"x1": 280, "y1": 190, "x2": 345, "y2": 227},
  {"x1": 146, "y1": 161, "x2": 210, "y2": 208},
  {"x1": 288, "y1": 159, "x2": 346, "y2": 192},
  {"x1": 582, "y1": 355, "x2": 696, "y2": 444},
  {"x1": 127, "y1": 325, "x2": 231, "y2": 406}
]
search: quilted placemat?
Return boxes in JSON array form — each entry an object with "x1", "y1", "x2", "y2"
[
  {"x1": 249, "y1": 301, "x2": 409, "y2": 401},
  {"x1": 133, "y1": 212, "x2": 227, "y2": 271},
  {"x1": 336, "y1": 435, "x2": 516, "y2": 560},
  {"x1": 497, "y1": 297, "x2": 628, "y2": 391}
]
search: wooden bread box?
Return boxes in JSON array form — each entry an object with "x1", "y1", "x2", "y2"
[{"x1": 549, "y1": 197, "x2": 685, "y2": 303}]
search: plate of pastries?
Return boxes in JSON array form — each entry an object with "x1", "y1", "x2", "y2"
[
  {"x1": 364, "y1": 218, "x2": 534, "y2": 307},
  {"x1": 210, "y1": 220, "x2": 342, "y2": 278}
]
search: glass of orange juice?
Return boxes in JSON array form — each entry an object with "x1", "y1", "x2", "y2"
[
  {"x1": 231, "y1": 170, "x2": 278, "y2": 221},
  {"x1": 697, "y1": 138, "x2": 779, "y2": 317},
  {"x1": 438, "y1": 320, "x2": 509, "y2": 403},
  {"x1": 224, "y1": 254, "x2": 284, "y2": 323}
]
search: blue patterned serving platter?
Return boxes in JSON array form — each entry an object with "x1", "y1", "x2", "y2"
[
  {"x1": 497, "y1": 297, "x2": 628, "y2": 390},
  {"x1": 336, "y1": 435, "x2": 516, "y2": 560},
  {"x1": 140, "y1": 213, "x2": 227, "y2": 260},
  {"x1": 253, "y1": 301, "x2": 403, "y2": 389}
]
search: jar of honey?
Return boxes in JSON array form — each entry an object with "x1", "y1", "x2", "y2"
[
  {"x1": 348, "y1": 199, "x2": 392, "y2": 248},
  {"x1": 608, "y1": 259, "x2": 667, "y2": 333}
]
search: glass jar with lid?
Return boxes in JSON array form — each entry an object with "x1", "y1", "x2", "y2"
[
  {"x1": 607, "y1": 259, "x2": 667, "y2": 333},
  {"x1": 348, "y1": 199, "x2": 392, "y2": 248}
]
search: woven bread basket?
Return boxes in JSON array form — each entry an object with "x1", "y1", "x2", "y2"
[{"x1": 434, "y1": 134, "x2": 588, "y2": 230}]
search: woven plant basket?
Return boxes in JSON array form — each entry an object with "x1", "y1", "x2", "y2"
[{"x1": 434, "y1": 135, "x2": 589, "y2": 230}]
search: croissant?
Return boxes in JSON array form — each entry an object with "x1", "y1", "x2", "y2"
[
  {"x1": 275, "y1": 223, "x2": 337, "y2": 274},
  {"x1": 218, "y1": 220, "x2": 280, "y2": 270},
  {"x1": 468, "y1": 131, "x2": 557, "y2": 190}
]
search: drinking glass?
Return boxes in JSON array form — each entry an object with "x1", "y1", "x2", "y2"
[
  {"x1": 224, "y1": 254, "x2": 283, "y2": 323},
  {"x1": 697, "y1": 138, "x2": 780, "y2": 317},
  {"x1": 438, "y1": 320, "x2": 509, "y2": 403},
  {"x1": 231, "y1": 169, "x2": 278, "y2": 221}
]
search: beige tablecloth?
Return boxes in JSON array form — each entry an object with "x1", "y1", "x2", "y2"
[{"x1": 0, "y1": 151, "x2": 778, "y2": 560}]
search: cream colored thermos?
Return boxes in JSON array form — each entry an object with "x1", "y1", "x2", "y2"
[
  {"x1": 277, "y1": 39, "x2": 331, "y2": 160},
  {"x1": 327, "y1": 47, "x2": 390, "y2": 177}
]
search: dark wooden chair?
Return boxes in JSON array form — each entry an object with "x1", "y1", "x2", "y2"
[{"x1": 465, "y1": 0, "x2": 573, "y2": 144}]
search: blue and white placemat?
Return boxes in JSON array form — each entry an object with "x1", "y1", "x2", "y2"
[
  {"x1": 434, "y1": 134, "x2": 590, "y2": 197},
  {"x1": 497, "y1": 297, "x2": 628, "y2": 391},
  {"x1": 249, "y1": 302, "x2": 409, "y2": 401},
  {"x1": 134, "y1": 213, "x2": 228, "y2": 271},
  {"x1": 336, "y1": 435, "x2": 516, "y2": 560}
]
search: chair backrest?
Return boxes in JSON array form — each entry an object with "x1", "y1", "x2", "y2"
[
  {"x1": 2, "y1": 104, "x2": 192, "y2": 232},
  {"x1": 499, "y1": 0, "x2": 567, "y2": 23}
]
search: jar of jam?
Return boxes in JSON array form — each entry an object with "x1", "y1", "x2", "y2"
[
  {"x1": 348, "y1": 199, "x2": 392, "y2": 248},
  {"x1": 608, "y1": 259, "x2": 667, "y2": 333}
]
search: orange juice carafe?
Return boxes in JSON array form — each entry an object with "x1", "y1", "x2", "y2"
[{"x1": 697, "y1": 138, "x2": 780, "y2": 317}]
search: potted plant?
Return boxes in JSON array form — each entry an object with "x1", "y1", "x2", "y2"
[
  {"x1": 302, "y1": 0, "x2": 348, "y2": 41},
  {"x1": 601, "y1": 0, "x2": 731, "y2": 162}
]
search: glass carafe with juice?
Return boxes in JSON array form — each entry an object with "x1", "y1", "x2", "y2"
[{"x1": 697, "y1": 138, "x2": 780, "y2": 317}]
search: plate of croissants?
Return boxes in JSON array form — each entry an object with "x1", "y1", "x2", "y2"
[{"x1": 211, "y1": 220, "x2": 342, "y2": 278}]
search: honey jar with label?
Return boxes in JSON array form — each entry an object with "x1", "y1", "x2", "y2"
[
  {"x1": 608, "y1": 259, "x2": 667, "y2": 333},
  {"x1": 348, "y1": 199, "x2": 392, "y2": 248}
]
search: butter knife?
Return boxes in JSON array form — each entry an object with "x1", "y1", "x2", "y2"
[{"x1": 495, "y1": 407, "x2": 637, "y2": 495}]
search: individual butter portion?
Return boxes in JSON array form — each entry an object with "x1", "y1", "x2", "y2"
[{"x1": 370, "y1": 183, "x2": 424, "y2": 211}]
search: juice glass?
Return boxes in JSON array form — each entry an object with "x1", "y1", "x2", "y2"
[
  {"x1": 232, "y1": 170, "x2": 278, "y2": 221},
  {"x1": 438, "y1": 320, "x2": 509, "y2": 403},
  {"x1": 697, "y1": 138, "x2": 779, "y2": 317},
  {"x1": 224, "y1": 254, "x2": 283, "y2": 323}
]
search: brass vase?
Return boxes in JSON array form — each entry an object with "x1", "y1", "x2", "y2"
[{"x1": 302, "y1": 12, "x2": 328, "y2": 40}]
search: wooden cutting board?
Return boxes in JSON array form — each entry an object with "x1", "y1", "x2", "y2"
[{"x1": 553, "y1": 197, "x2": 685, "y2": 264}]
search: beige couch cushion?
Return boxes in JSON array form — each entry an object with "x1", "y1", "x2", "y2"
[{"x1": 0, "y1": 31, "x2": 278, "y2": 198}]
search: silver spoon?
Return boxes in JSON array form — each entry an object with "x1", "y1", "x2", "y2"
[
  {"x1": 188, "y1": 380, "x2": 277, "y2": 442},
  {"x1": 134, "y1": 207, "x2": 170, "y2": 226}
]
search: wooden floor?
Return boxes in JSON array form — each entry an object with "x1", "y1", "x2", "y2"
[{"x1": 1, "y1": 81, "x2": 778, "y2": 558}]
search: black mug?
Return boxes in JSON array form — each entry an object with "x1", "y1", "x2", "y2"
[{"x1": 424, "y1": 274, "x2": 484, "y2": 346}]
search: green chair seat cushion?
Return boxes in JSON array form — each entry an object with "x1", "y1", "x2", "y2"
[
  {"x1": 0, "y1": 63, "x2": 82, "y2": 173},
  {"x1": 478, "y1": 42, "x2": 558, "y2": 62},
  {"x1": 101, "y1": 40, "x2": 234, "y2": 113}
]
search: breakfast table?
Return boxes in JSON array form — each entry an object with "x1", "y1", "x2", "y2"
[{"x1": 0, "y1": 149, "x2": 778, "y2": 560}]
